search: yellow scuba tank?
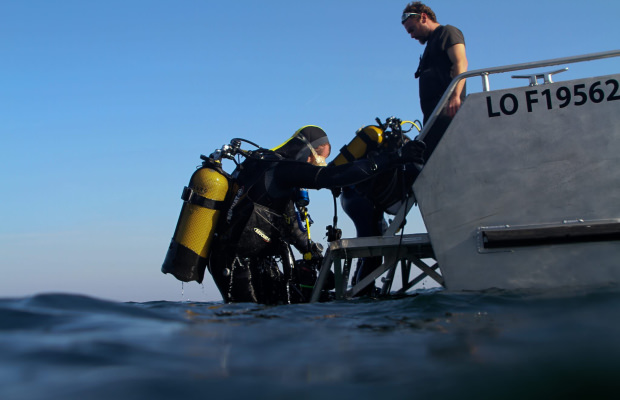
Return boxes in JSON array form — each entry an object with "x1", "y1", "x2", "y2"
[
  {"x1": 161, "y1": 159, "x2": 229, "y2": 283},
  {"x1": 332, "y1": 125, "x2": 384, "y2": 166}
]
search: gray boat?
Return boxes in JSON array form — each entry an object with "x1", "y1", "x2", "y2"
[{"x1": 311, "y1": 49, "x2": 620, "y2": 301}]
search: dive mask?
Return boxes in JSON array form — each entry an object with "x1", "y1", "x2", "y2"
[
  {"x1": 305, "y1": 139, "x2": 328, "y2": 166},
  {"x1": 297, "y1": 130, "x2": 328, "y2": 166}
]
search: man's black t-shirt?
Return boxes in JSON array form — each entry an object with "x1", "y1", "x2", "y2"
[{"x1": 416, "y1": 24, "x2": 466, "y2": 122}]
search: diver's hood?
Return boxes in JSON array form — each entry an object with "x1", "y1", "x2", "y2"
[{"x1": 272, "y1": 126, "x2": 329, "y2": 162}]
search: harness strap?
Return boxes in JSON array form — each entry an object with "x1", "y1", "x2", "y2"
[
  {"x1": 338, "y1": 145, "x2": 357, "y2": 163},
  {"x1": 356, "y1": 128, "x2": 376, "y2": 146},
  {"x1": 181, "y1": 186, "x2": 226, "y2": 210}
]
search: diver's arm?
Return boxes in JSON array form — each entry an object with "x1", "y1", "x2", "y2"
[
  {"x1": 282, "y1": 201, "x2": 324, "y2": 259},
  {"x1": 314, "y1": 159, "x2": 387, "y2": 189},
  {"x1": 272, "y1": 140, "x2": 425, "y2": 190},
  {"x1": 272, "y1": 157, "x2": 392, "y2": 190},
  {"x1": 283, "y1": 201, "x2": 311, "y2": 251}
]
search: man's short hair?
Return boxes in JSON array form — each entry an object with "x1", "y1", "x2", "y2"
[{"x1": 403, "y1": 1, "x2": 437, "y2": 22}]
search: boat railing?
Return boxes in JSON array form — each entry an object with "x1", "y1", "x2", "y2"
[{"x1": 418, "y1": 49, "x2": 620, "y2": 142}]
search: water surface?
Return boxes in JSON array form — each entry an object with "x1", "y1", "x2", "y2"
[{"x1": 2, "y1": 286, "x2": 619, "y2": 399}]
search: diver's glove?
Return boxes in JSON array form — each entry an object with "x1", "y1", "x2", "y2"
[
  {"x1": 303, "y1": 241, "x2": 324, "y2": 261},
  {"x1": 367, "y1": 140, "x2": 426, "y2": 171},
  {"x1": 400, "y1": 139, "x2": 426, "y2": 165}
]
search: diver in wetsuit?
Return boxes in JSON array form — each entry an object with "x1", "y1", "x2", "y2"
[{"x1": 207, "y1": 126, "x2": 425, "y2": 305}]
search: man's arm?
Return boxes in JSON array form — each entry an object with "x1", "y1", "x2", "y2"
[{"x1": 446, "y1": 43, "x2": 468, "y2": 118}]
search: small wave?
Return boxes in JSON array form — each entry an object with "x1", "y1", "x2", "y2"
[{"x1": 0, "y1": 293, "x2": 186, "y2": 333}]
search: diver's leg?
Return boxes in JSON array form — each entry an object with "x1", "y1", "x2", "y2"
[
  {"x1": 208, "y1": 252, "x2": 258, "y2": 303},
  {"x1": 250, "y1": 257, "x2": 288, "y2": 305},
  {"x1": 341, "y1": 188, "x2": 384, "y2": 295}
]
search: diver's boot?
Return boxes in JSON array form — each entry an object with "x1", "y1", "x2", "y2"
[{"x1": 353, "y1": 256, "x2": 382, "y2": 297}]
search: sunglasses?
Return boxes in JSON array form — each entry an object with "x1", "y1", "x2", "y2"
[{"x1": 401, "y1": 12, "x2": 420, "y2": 23}]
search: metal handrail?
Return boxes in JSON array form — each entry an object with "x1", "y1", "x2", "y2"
[{"x1": 417, "y1": 49, "x2": 620, "y2": 142}]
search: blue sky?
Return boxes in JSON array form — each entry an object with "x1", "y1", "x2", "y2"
[{"x1": 2, "y1": 0, "x2": 619, "y2": 302}]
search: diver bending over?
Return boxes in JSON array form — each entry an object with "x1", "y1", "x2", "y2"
[{"x1": 207, "y1": 126, "x2": 424, "y2": 304}]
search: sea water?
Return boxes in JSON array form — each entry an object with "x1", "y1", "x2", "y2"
[{"x1": 1, "y1": 285, "x2": 619, "y2": 399}]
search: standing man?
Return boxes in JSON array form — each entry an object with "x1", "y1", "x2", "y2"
[{"x1": 402, "y1": 2, "x2": 468, "y2": 157}]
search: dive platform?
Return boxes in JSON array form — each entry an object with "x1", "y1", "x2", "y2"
[
  {"x1": 311, "y1": 49, "x2": 620, "y2": 302},
  {"x1": 312, "y1": 233, "x2": 438, "y2": 301}
]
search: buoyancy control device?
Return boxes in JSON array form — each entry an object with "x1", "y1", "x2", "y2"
[
  {"x1": 162, "y1": 137, "x2": 302, "y2": 284},
  {"x1": 333, "y1": 117, "x2": 423, "y2": 214}
]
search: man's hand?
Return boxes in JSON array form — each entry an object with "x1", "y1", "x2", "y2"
[{"x1": 446, "y1": 95, "x2": 462, "y2": 118}]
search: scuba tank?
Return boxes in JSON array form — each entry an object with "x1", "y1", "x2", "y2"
[
  {"x1": 331, "y1": 125, "x2": 384, "y2": 166},
  {"x1": 161, "y1": 156, "x2": 230, "y2": 284},
  {"x1": 332, "y1": 118, "x2": 421, "y2": 166}
]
